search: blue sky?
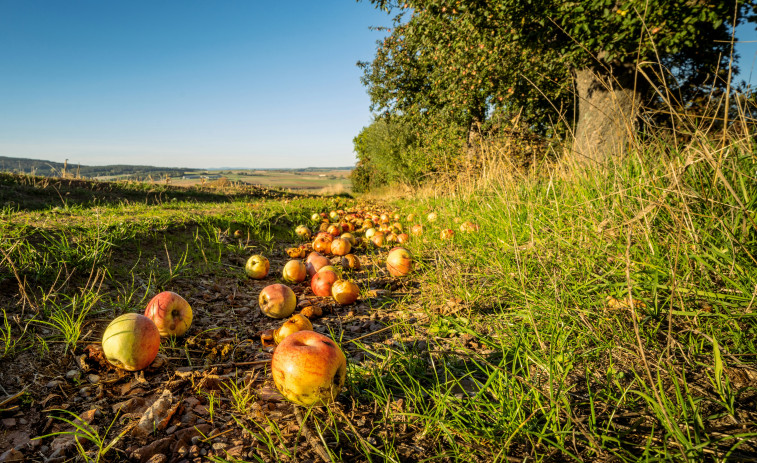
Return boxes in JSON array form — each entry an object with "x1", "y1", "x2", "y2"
[{"x1": 0, "y1": 2, "x2": 755, "y2": 169}]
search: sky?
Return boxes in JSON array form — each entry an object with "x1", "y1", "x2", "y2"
[{"x1": 0, "y1": 2, "x2": 755, "y2": 170}]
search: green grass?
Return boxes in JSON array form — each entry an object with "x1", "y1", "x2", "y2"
[{"x1": 1, "y1": 136, "x2": 755, "y2": 461}]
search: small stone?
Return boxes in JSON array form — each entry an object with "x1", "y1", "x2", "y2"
[
  {"x1": 188, "y1": 445, "x2": 201, "y2": 458},
  {"x1": 87, "y1": 374, "x2": 100, "y2": 384},
  {"x1": 145, "y1": 454, "x2": 168, "y2": 463},
  {"x1": 45, "y1": 380, "x2": 60, "y2": 388},
  {"x1": 65, "y1": 370, "x2": 81, "y2": 381},
  {"x1": 212, "y1": 442, "x2": 227, "y2": 451},
  {"x1": 2, "y1": 418, "x2": 16, "y2": 427}
]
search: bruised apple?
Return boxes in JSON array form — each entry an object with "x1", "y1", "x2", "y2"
[
  {"x1": 271, "y1": 330, "x2": 347, "y2": 407},
  {"x1": 440, "y1": 228, "x2": 455, "y2": 239},
  {"x1": 144, "y1": 291, "x2": 193, "y2": 337},
  {"x1": 273, "y1": 314, "x2": 313, "y2": 344},
  {"x1": 259, "y1": 284, "x2": 297, "y2": 319},
  {"x1": 331, "y1": 280, "x2": 360, "y2": 305},
  {"x1": 245, "y1": 255, "x2": 270, "y2": 279},
  {"x1": 311, "y1": 269, "x2": 338, "y2": 297},
  {"x1": 340, "y1": 254, "x2": 361, "y2": 271},
  {"x1": 386, "y1": 247, "x2": 413, "y2": 277},
  {"x1": 102, "y1": 313, "x2": 160, "y2": 371},
  {"x1": 313, "y1": 234, "x2": 333, "y2": 254}
]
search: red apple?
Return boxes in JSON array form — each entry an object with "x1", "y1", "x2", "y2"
[
  {"x1": 326, "y1": 224, "x2": 341, "y2": 237},
  {"x1": 397, "y1": 233, "x2": 409, "y2": 244},
  {"x1": 101, "y1": 313, "x2": 160, "y2": 371},
  {"x1": 440, "y1": 229, "x2": 455, "y2": 239},
  {"x1": 311, "y1": 269, "x2": 338, "y2": 297},
  {"x1": 144, "y1": 291, "x2": 193, "y2": 337},
  {"x1": 245, "y1": 255, "x2": 270, "y2": 279},
  {"x1": 386, "y1": 247, "x2": 413, "y2": 277},
  {"x1": 330, "y1": 238, "x2": 351, "y2": 256},
  {"x1": 259, "y1": 284, "x2": 297, "y2": 319},
  {"x1": 306, "y1": 252, "x2": 331, "y2": 277},
  {"x1": 371, "y1": 232, "x2": 385, "y2": 247},
  {"x1": 282, "y1": 259, "x2": 307, "y2": 283},
  {"x1": 331, "y1": 280, "x2": 360, "y2": 305},
  {"x1": 273, "y1": 314, "x2": 313, "y2": 344},
  {"x1": 460, "y1": 221, "x2": 480, "y2": 233},
  {"x1": 271, "y1": 331, "x2": 347, "y2": 406}
]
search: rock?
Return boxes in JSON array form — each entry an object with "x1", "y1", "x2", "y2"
[
  {"x1": 2, "y1": 418, "x2": 16, "y2": 427},
  {"x1": 65, "y1": 370, "x2": 81, "y2": 381},
  {"x1": 87, "y1": 374, "x2": 100, "y2": 384}
]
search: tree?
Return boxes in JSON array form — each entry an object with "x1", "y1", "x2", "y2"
[{"x1": 361, "y1": 0, "x2": 757, "y2": 164}]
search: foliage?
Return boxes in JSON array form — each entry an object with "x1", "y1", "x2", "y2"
[{"x1": 357, "y1": 0, "x2": 757, "y2": 188}]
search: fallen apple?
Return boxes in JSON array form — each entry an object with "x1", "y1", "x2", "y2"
[
  {"x1": 311, "y1": 269, "x2": 338, "y2": 297},
  {"x1": 259, "y1": 284, "x2": 297, "y2": 319},
  {"x1": 331, "y1": 279, "x2": 360, "y2": 305},
  {"x1": 273, "y1": 314, "x2": 314, "y2": 344},
  {"x1": 306, "y1": 252, "x2": 331, "y2": 277},
  {"x1": 313, "y1": 234, "x2": 333, "y2": 254},
  {"x1": 245, "y1": 255, "x2": 270, "y2": 279},
  {"x1": 271, "y1": 330, "x2": 347, "y2": 407},
  {"x1": 101, "y1": 313, "x2": 160, "y2": 371},
  {"x1": 144, "y1": 291, "x2": 193, "y2": 337},
  {"x1": 300, "y1": 305, "x2": 323, "y2": 318},
  {"x1": 386, "y1": 247, "x2": 413, "y2": 277},
  {"x1": 295, "y1": 225, "x2": 312, "y2": 240},
  {"x1": 340, "y1": 254, "x2": 361, "y2": 271},
  {"x1": 282, "y1": 260, "x2": 307, "y2": 284},
  {"x1": 440, "y1": 228, "x2": 455, "y2": 239},
  {"x1": 411, "y1": 224, "x2": 423, "y2": 236},
  {"x1": 330, "y1": 238, "x2": 351, "y2": 256},
  {"x1": 460, "y1": 221, "x2": 480, "y2": 233}
]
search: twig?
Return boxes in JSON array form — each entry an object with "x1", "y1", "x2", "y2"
[{"x1": 294, "y1": 405, "x2": 332, "y2": 463}]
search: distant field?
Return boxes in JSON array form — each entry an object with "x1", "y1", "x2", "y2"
[{"x1": 99, "y1": 168, "x2": 353, "y2": 193}]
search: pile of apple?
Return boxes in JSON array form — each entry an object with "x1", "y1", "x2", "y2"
[
  {"x1": 99, "y1": 207, "x2": 472, "y2": 408},
  {"x1": 101, "y1": 291, "x2": 193, "y2": 371}
]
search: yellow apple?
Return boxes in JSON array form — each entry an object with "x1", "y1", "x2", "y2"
[
  {"x1": 259, "y1": 284, "x2": 297, "y2": 319},
  {"x1": 245, "y1": 255, "x2": 270, "y2": 279},
  {"x1": 273, "y1": 314, "x2": 313, "y2": 344},
  {"x1": 102, "y1": 313, "x2": 160, "y2": 371},
  {"x1": 271, "y1": 331, "x2": 347, "y2": 407}
]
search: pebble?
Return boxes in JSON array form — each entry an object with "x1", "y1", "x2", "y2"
[
  {"x1": 87, "y1": 374, "x2": 100, "y2": 384},
  {"x1": 65, "y1": 370, "x2": 81, "y2": 381},
  {"x1": 45, "y1": 380, "x2": 60, "y2": 388}
]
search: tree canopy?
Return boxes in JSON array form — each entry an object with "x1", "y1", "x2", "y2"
[{"x1": 356, "y1": 0, "x2": 756, "y2": 176}]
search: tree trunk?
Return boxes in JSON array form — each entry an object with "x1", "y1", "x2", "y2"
[{"x1": 572, "y1": 64, "x2": 643, "y2": 165}]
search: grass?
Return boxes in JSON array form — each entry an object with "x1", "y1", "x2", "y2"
[{"x1": 0, "y1": 124, "x2": 755, "y2": 461}]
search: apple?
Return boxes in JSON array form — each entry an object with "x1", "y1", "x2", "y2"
[
  {"x1": 440, "y1": 229, "x2": 455, "y2": 239},
  {"x1": 397, "y1": 233, "x2": 409, "y2": 244},
  {"x1": 295, "y1": 225, "x2": 312, "y2": 240},
  {"x1": 271, "y1": 330, "x2": 347, "y2": 407},
  {"x1": 427, "y1": 212, "x2": 438, "y2": 222},
  {"x1": 371, "y1": 232, "x2": 385, "y2": 247},
  {"x1": 306, "y1": 252, "x2": 331, "y2": 277},
  {"x1": 330, "y1": 238, "x2": 351, "y2": 256},
  {"x1": 327, "y1": 224, "x2": 341, "y2": 237},
  {"x1": 407, "y1": 213, "x2": 416, "y2": 222},
  {"x1": 331, "y1": 280, "x2": 360, "y2": 305},
  {"x1": 233, "y1": 229, "x2": 243, "y2": 238},
  {"x1": 273, "y1": 314, "x2": 314, "y2": 344},
  {"x1": 311, "y1": 213, "x2": 321, "y2": 222},
  {"x1": 340, "y1": 254, "x2": 361, "y2": 271},
  {"x1": 313, "y1": 234, "x2": 333, "y2": 254},
  {"x1": 259, "y1": 284, "x2": 297, "y2": 319},
  {"x1": 286, "y1": 247, "x2": 308, "y2": 259},
  {"x1": 300, "y1": 305, "x2": 323, "y2": 318},
  {"x1": 386, "y1": 247, "x2": 413, "y2": 277},
  {"x1": 245, "y1": 255, "x2": 270, "y2": 279},
  {"x1": 362, "y1": 219, "x2": 374, "y2": 229},
  {"x1": 460, "y1": 221, "x2": 480, "y2": 233},
  {"x1": 311, "y1": 269, "x2": 338, "y2": 297},
  {"x1": 411, "y1": 224, "x2": 423, "y2": 236},
  {"x1": 282, "y1": 260, "x2": 307, "y2": 283},
  {"x1": 340, "y1": 233, "x2": 357, "y2": 246},
  {"x1": 329, "y1": 210, "x2": 339, "y2": 220},
  {"x1": 101, "y1": 313, "x2": 160, "y2": 371},
  {"x1": 318, "y1": 265, "x2": 340, "y2": 274},
  {"x1": 364, "y1": 228, "x2": 377, "y2": 239},
  {"x1": 318, "y1": 222, "x2": 330, "y2": 232},
  {"x1": 144, "y1": 291, "x2": 193, "y2": 337}
]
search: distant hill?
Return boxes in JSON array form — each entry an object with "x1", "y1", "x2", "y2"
[
  {"x1": 0, "y1": 156, "x2": 199, "y2": 180},
  {"x1": 0, "y1": 156, "x2": 353, "y2": 181}
]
